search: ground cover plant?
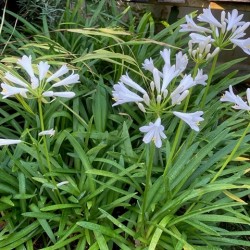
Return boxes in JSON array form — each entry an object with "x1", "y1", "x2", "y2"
[{"x1": 0, "y1": 0, "x2": 250, "y2": 249}]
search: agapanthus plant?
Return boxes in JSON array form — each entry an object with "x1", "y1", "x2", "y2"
[
  {"x1": 112, "y1": 49, "x2": 206, "y2": 148},
  {"x1": 0, "y1": 55, "x2": 80, "y2": 185}
]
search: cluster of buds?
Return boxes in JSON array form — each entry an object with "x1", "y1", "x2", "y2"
[
  {"x1": 188, "y1": 34, "x2": 220, "y2": 63},
  {"x1": 112, "y1": 49, "x2": 206, "y2": 148}
]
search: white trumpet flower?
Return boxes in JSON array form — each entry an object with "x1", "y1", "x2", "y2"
[
  {"x1": 139, "y1": 118, "x2": 167, "y2": 148},
  {"x1": 173, "y1": 111, "x2": 204, "y2": 131},
  {"x1": 1, "y1": 83, "x2": 28, "y2": 98},
  {"x1": 220, "y1": 85, "x2": 250, "y2": 111}
]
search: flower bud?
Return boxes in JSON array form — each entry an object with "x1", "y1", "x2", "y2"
[
  {"x1": 138, "y1": 103, "x2": 146, "y2": 113},
  {"x1": 157, "y1": 94, "x2": 162, "y2": 104},
  {"x1": 143, "y1": 93, "x2": 150, "y2": 106}
]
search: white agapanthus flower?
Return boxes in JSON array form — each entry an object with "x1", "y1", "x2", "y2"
[
  {"x1": 38, "y1": 129, "x2": 56, "y2": 137},
  {"x1": 112, "y1": 49, "x2": 206, "y2": 148},
  {"x1": 230, "y1": 38, "x2": 250, "y2": 55},
  {"x1": 1, "y1": 55, "x2": 79, "y2": 100},
  {"x1": 173, "y1": 111, "x2": 204, "y2": 132},
  {"x1": 197, "y1": 7, "x2": 222, "y2": 28},
  {"x1": 180, "y1": 15, "x2": 212, "y2": 33},
  {"x1": 0, "y1": 139, "x2": 22, "y2": 146},
  {"x1": 180, "y1": 7, "x2": 250, "y2": 55},
  {"x1": 1, "y1": 83, "x2": 28, "y2": 99},
  {"x1": 220, "y1": 85, "x2": 250, "y2": 111},
  {"x1": 139, "y1": 118, "x2": 167, "y2": 148}
]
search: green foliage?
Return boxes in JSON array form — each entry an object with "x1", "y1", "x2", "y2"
[{"x1": 0, "y1": 0, "x2": 249, "y2": 249}]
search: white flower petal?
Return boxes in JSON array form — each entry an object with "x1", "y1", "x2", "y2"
[
  {"x1": 226, "y1": 9, "x2": 244, "y2": 31},
  {"x1": 175, "y1": 51, "x2": 188, "y2": 74},
  {"x1": 198, "y1": 7, "x2": 222, "y2": 28},
  {"x1": 17, "y1": 55, "x2": 35, "y2": 78},
  {"x1": 171, "y1": 74, "x2": 195, "y2": 98},
  {"x1": 173, "y1": 111, "x2": 204, "y2": 132},
  {"x1": 42, "y1": 91, "x2": 54, "y2": 97},
  {"x1": 38, "y1": 61, "x2": 50, "y2": 81},
  {"x1": 112, "y1": 82, "x2": 144, "y2": 106},
  {"x1": 139, "y1": 118, "x2": 166, "y2": 148},
  {"x1": 247, "y1": 88, "x2": 250, "y2": 106},
  {"x1": 0, "y1": 139, "x2": 22, "y2": 146},
  {"x1": 5, "y1": 72, "x2": 28, "y2": 87},
  {"x1": 1, "y1": 83, "x2": 28, "y2": 99},
  {"x1": 39, "y1": 129, "x2": 55, "y2": 137},
  {"x1": 152, "y1": 68, "x2": 161, "y2": 94},
  {"x1": 194, "y1": 69, "x2": 208, "y2": 85},
  {"x1": 46, "y1": 65, "x2": 69, "y2": 83},
  {"x1": 120, "y1": 73, "x2": 147, "y2": 95},
  {"x1": 171, "y1": 90, "x2": 189, "y2": 105},
  {"x1": 161, "y1": 65, "x2": 179, "y2": 92},
  {"x1": 31, "y1": 76, "x2": 39, "y2": 89},
  {"x1": 220, "y1": 85, "x2": 250, "y2": 111},
  {"x1": 180, "y1": 15, "x2": 212, "y2": 33},
  {"x1": 230, "y1": 38, "x2": 250, "y2": 55},
  {"x1": 142, "y1": 58, "x2": 155, "y2": 72},
  {"x1": 160, "y1": 49, "x2": 171, "y2": 69},
  {"x1": 189, "y1": 33, "x2": 214, "y2": 43},
  {"x1": 52, "y1": 73, "x2": 80, "y2": 87}
]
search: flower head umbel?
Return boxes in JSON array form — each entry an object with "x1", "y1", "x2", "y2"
[
  {"x1": 139, "y1": 118, "x2": 166, "y2": 148},
  {"x1": 1, "y1": 55, "x2": 79, "y2": 101},
  {"x1": 180, "y1": 8, "x2": 250, "y2": 55},
  {"x1": 220, "y1": 85, "x2": 250, "y2": 111},
  {"x1": 112, "y1": 49, "x2": 205, "y2": 148}
]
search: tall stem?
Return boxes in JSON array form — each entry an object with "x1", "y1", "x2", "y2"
[
  {"x1": 201, "y1": 53, "x2": 219, "y2": 108},
  {"x1": 211, "y1": 121, "x2": 250, "y2": 183},
  {"x1": 38, "y1": 99, "x2": 59, "y2": 194},
  {"x1": 141, "y1": 143, "x2": 155, "y2": 233}
]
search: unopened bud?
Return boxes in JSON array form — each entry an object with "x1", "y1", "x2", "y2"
[
  {"x1": 199, "y1": 42, "x2": 205, "y2": 53},
  {"x1": 205, "y1": 44, "x2": 211, "y2": 54},
  {"x1": 150, "y1": 81, "x2": 155, "y2": 92},
  {"x1": 221, "y1": 21, "x2": 226, "y2": 34},
  {"x1": 221, "y1": 11, "x2": 226, "y2": 23},
  {"x1": 163, "y1": 89, "x2": 168, "y2": 99},
  {"x1": 138, "y1": 103, "x2": 146, "y2": 113},
  {"x1": 211, "y1": 47, "x2": 220, "y2": 57},
  {"x1": 143, "y1": 93, "x2": 150, "y2": 106},
  {"x1": 157, "y1": 94, "x2": 162, "y2": 104}
]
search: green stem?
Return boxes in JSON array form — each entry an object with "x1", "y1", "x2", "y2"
[
  {"x1": 38, "y1": 99, "x2": 60, "y2": 196},
  {"x1": 211, "y1": 121, "x2": 250, "y2": 183},
  {"x1": 141, "y1": 143, "x2": 155, "y2": 233},
  {"x1": 201, "y1": 53, "x2": 219, "y2": 108}
]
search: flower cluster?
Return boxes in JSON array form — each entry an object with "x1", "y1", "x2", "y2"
[
  {"x1": 112, "y1": 49, "x2": 206, "y2": 148},
  {"x1": 180, "y1": 8, "x2": 250, "y2": 57},
  {"x1": 1, "y1": 55, "x2": 80, "y2": 100}
]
